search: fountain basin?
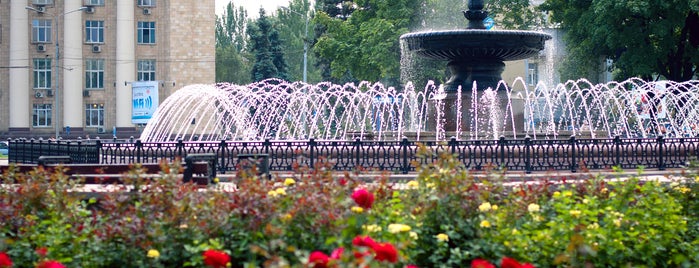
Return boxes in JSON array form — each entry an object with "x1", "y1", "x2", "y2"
[{"x1": 400, "y1": 30, "x2": 552, "y2": 62}]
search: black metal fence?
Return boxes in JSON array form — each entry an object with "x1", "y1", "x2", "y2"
[{"x1": 7, "y1": 136, "x2": 699, "y2": 174}]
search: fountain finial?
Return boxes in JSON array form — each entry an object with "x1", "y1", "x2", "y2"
[{"x1": 463, "y1": 0, "x2": 488, "y2": 29}]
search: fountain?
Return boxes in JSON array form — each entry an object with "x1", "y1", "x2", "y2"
[{"x1": 399, "y1": 0, "x2": 551, "y2": 135}]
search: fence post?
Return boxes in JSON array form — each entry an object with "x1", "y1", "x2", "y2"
[
  {"x1": 135, "y1": 140, "x2": 142, "y2": 163},
  {"x1": 309, "y1": 138, "x2": 316, "y2": 169},
  {"x1": 401, "y1": 138, "x2": 410, "y2": 174},
  {"x1": 177, "y1": 139, "x2": 184, "y2": 158},
  {"x1": 657, "y1": 135, "x2": 665, "y2": 170},
  {"x1": 449, "y1": 137, "x2": 457, "y2": 155},
  {"x1": 569, "y1": 135, "x2": 577, "y2": 173},
  {"x1": 499, "y1": 136, "x2": 506, "y2": 168},
  {"x1": 263, "y1": 139, "x2": 271, "y2": 169},
  {"x1": 614, "y1": 136, "x2": 621, "y2": 167},
  {"x1": 525, "y1": 136, "x2": 532, "y2": 174},
  {"x1": 354, "y1": 138, "x2": 361, "y2": 169},
  {"x1": 218, "y1": 140, "x2": 228, "y2": 174},
  {"x1": 95, "y1": 140, "x2": 102, "y2": 164}
]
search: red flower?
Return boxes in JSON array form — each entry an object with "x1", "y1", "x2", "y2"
[
  {"x1": 0, "y1": 252, "x2": 12, "y2": 268},
  {"x1": 36, "y1": 260, "x2": 66, "y2": 268},
  {"x1": 36, "y1": 247, "x2": 48, "y2": 257},
  {"x1": 471, "y1": 259, "x2": 495, "y2": 268},
  {"x1": 330, "y1": 247, "x2": 344, "y2": 259},
  {"x1": 405, "y1": 265, "x2": 419, "y2": 268},
  {"x1": 372, "y1": 242, "x2": 398, "y2": 263},
  {"x1": 351, "y1": 188, "x2": 374, "y2": 209},
  {"x1": 501, "y1": 257, "x2": 536, "y2": 268},
  {"x1": 202, "y1": 249, "x2": 230, "y2": 268},
  {"x1": 308, "y1": 251, "x2": 330, "y2": 268},
  {"x1": 352, "y1": 235, "x2": 378, "y2": 248}
]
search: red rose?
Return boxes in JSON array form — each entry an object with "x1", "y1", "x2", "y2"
[
  {"x1": 36, "y1": 260, "x2": 66, "y2": 268},
  {"x1": 36, "y1": 247, "x2": 48, "y2": 257},
  {"x1": 500, "y1": 257, "x2": 535, "y2": 268},
  {"x1": 0, "y1": 252, "x2": 12, "y2": 268},
  {"x1": 330, "y1": 247, "x2": 344, "y2": 259},
  {"x1": 202, "y1": 249, "x2": 230, "y2": 268},
  {"x1": 352, "y1": 235, "x2": 377, "y2": 248},
  {"x1": 405, "y1": 265, "x2": 419, "y2": 268},
  {"x1": 372, "y1": 242, "x2": 398, "y2": 263},
  {"x1": 351, "y1": 188, "x2": 374, "y2": 209},
  {"x1": 308, "y1": 251, "x2": 330, "y2": 268},
  {"x1": 471, "y1": 259, "x2": 495, "y2": 268}
]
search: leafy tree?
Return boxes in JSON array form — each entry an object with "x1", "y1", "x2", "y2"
[
  {"x1": 540, "y1": 0, "x2": 699, "y2": 82},
  {"x1": 249, "y1": 9, "x2": 291, "y2": 82},
  {"x1": 487, "y1": 0, "x2": 544, "y2": 30},
  {"x1": 215, "y1": 2, "x2": 252, "y2": 84},
  {"x1": 314, "y1": 0, "x2": 422, "y2": 86},
  {"x1": 312, "y1": 0, "x2": 358, "y2": 83},
  {"x1": 276, "y1": 0, "x2": 321, "y2": 83}
]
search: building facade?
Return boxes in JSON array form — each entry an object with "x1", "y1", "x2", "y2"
[{"x1": 0, "y1": 0, "x2": 215, "y2": 139}]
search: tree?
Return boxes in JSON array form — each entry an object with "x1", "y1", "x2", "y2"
[
  {"x1": 313, "y1": 0, "x2": 422, "y2": 86},
  {"x1": 312, "y1": 0, "x2": 358, "y2": 83},
  {"x1": 276, "y1": 0, "x2": 321, "y2": 83},
  {"x1": 540, "y1": 0, "x2": 699, "y2": 82},
  {"x1": 215, "y1": 2, "x2": 252, "y2": 84},
  {"x1": 249, "y1": 9, "x2": 291, "y2": 82}
]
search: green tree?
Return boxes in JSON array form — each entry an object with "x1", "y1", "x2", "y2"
[
  {"x1": 276, "y1": 0, "x2": 321, "y2": 83},
  {"x1": 312, "y1": 0, "x2": 357, "y2": 83},
  {"x1": 314, "y1": 0, "x2": 422, "y2": 86},
  {"x1": 215, "y1": 2, "x2": 252, "y2": 84},
  {"x1": 249, "y1": 9, "x2": 291, "y2": 82},
  {"x1": 541, "y1": 0, "x2": 699, "y2": 82},
  {"x1": 487, "y1": 0, "x2": 544, "y2": 30}
]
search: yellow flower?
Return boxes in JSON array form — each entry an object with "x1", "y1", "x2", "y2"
[
  {"x1": 613, "y1": 219, "x2": 621, "y2": 227},
  {"x1": 479, "y1": 202, "x2": 492, "y2": 212},
  {"x1": 679, "y1": 187, "x2": 691, "y2": 194},
  {"x1": 363, "y1": 224, "x2": 382, "y2": 233},
  {"x1": 511, "y1": 228, "x2": 519, "y2": 235},
  {"x1": 281, "y1": 213, "x2": 293, "y2": 222},
  {"x1": 695, "y1": 176, "x2": 699, "y2": 183},
  {"x1": 582, "y1": 198, "x2": 589, "y2": 204},
  {"x1": 569, "y1": 210, "x2": 582, "y2": 218},
  {"x1": 147, "y1": 249, "x2": 160, "y2": 258},
  {"x1": 284, "y1": 178, "x2": 296, "y2": 186},
  {"x1": 406, "y1": 180, "x2": 419, "y2": 189},
  {"x1": 275, "y1": 187, "x2": 287, "y2": 196},
  {"x1": 426, "y1": 182, "x2": 436, "y2": 189},
  {"x1": 563, "y1": 190, "x2": 573, "y2": 197},
  {"x1": 527, "y1": 203, "x2": 540, "y2": 213},
  {"x1": 388, "y1": 223, "x2": 412, "y2": 233},
  {"x1": 492, "y1": 204, "x2": 499, "y2": 211},
  {"x1": 552, "y1": 191, "x2": 561, "y2": 198},
  {"x1": 601, "y1": 188, "x2": 608, "y2": 193},
  {"x1": 480, "y1": 220, "x2": 491, "y2": 228},
  {"x1": 267, "y1": 190, "x2": 278, "y2": 197},
  {"x1": 436, "y1": 233, "x2": 449, "y2": 242},
  {"x1": 409, "y1": 231, "x2": 418, "y2": 240},
  {"x1": 213, "y1": 177, "x2": 220, "y2": 183},
  {"x1": 351, "y1": 206, "x2": 364, "y2": 213}
]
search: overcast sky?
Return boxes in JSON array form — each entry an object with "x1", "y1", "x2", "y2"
[{"x1": 215, "y1": 0, "x2": 289, "y2": 18}]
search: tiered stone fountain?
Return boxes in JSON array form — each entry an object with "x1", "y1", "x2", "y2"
[{"x1": 400, "y1": 0, "x2": 551, "y2": 134}]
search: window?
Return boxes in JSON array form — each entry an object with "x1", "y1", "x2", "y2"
[
  {"x1": 138, "y1": 0, "x2": 156, "y2": 6},
  {"x1": 32, "y1": 19, "x2": 52, "y2": 43},
  {"x1": 137, "y1": 22, "x2": 156, "y2": 44},
  {"x1": 85, "y1": 20, "x2": 104, "y2": 43},
  {"x1": 33, "y1": 58, "x2": 52, "y2": 89},
  {"x1": 85, "y1": 59, "x2": 104, "y2": 89},
  {"x1": 137, "y1": 60, "x2": 156, "y2": 81},
  {"x1": 527, "y1": 63, "x2": 539, "y2": 86},
  {"x1": 33, "y1": 104, "x2": 53, "y2": 127},
  {"x1": 84, "y1": 0, "x2": 104, "y2": 5},
  {"x1": 33, "y1": 0, "x2": 54, "y2": 5},
  {"x1": 85, "y1": 103, "x2": 104, "y2": 127}
]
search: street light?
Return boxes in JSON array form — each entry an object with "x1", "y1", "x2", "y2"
[
  {"x1": 26, "y1": 5, "x2": 87, "y2": 138},
  {"x1": 281, "y1": 6, "x2": 309, "y2": 83}
]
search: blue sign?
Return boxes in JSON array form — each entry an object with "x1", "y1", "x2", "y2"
[
  {"x1": 484, "y1": 17, "x2": 495, "y2": 30},
  {"x1": 131, "y1": 81, "x2": 160, "y2": 124}
]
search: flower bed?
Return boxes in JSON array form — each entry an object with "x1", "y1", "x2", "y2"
[{"x1": 1, "y1": 146, "x2": 698, "y2": 267}]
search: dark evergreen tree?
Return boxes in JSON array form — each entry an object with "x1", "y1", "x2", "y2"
[{"x1": 249, "y1": 8, "x2": 291, "y2": 82}]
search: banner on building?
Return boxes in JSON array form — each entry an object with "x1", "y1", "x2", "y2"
[{"x1": 131, "y1": 81, "x2": 159, "y2": 124}]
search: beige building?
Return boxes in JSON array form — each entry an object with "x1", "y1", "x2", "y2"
[{"x1": 0, "y1": 0, "x2": 215, "y2": 139}]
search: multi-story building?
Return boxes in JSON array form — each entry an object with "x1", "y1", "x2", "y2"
[{"x1": 0, "y1": 0, "x2": 215, "y2": 139}]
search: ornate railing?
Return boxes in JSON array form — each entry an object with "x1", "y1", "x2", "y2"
[{"x1": 7, "y1": 136, "x2": 699, "y2": 174}]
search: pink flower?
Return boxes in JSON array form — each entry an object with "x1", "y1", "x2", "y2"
[
  {"x1": 0, "y1": 252, "x2": 12, "y2": 268},
  {"x1": 36, "y1": 260, "x2": 66, "y2": 268},
  {"x1": 351, "y1": 188, "x2": 375, "y2": 209},
  {"x1": 471, "y1": 259, "x2": 495, "y2": 268},
  {"x1": 202, "y1": 249, "x2": 230, "y2": 268},
  {"x1": 405, "y1": 265, "x2": 419, "y2": 268},
  {"x1": 308, "y1": 251, "x2": 330, "y2": 268}
]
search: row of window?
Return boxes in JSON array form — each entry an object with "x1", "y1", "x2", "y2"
[
  {"x1": 32, "y1": 20, "x2": 156, "y2": 44},
  {"x1": 32, "y1": 58, "x2": 156, "y2": 90},
  {"x1": 32, "y1": 0, "x2": 155, "y2": 7},
  {"x1": 32, "y1": 103, "x2": 104, "y2": 127}
]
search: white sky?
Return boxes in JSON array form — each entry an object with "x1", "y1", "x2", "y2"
[{"x1": 215, "y1": 0, "x2": 289, "y2": 18}]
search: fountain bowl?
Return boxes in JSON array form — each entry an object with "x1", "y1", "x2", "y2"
[{"x1": 400, "y1": 29, "x2": 552, "y2": 62}]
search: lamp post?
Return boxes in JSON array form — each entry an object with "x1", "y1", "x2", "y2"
[
  {"x1": 281, "y1": 6, "x2": 309, "y2": 83},
  {"x1": 25, "y1": 5, "x2": 87, "y2": 138}
]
